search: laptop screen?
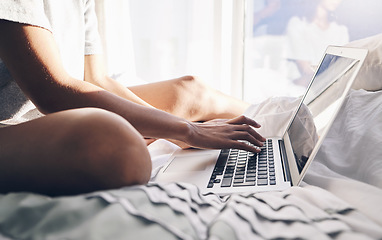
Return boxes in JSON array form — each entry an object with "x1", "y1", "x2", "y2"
[{"x1": 286, "y1": 53, "x2": 359, "y2": 173}]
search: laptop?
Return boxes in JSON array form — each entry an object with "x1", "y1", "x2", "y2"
[{"x1": 155, "y1": 46, "x2": 367, "y2": 195}]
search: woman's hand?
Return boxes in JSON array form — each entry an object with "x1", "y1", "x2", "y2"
[{"x1": 183, "y1": 115, "x2": 266, "y2": 152}]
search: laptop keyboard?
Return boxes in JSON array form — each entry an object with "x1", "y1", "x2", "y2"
[{"x1": 207, "y1": 139, "x2": 276, "y2": 188}]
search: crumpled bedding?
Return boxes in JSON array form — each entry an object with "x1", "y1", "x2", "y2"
[{"x1": 0, "y1": 89, "x2": 381, "y2": 240}]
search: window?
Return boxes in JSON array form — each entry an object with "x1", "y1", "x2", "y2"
[
  {"x1": 98, "y1": 0, "x2": 382, "y2": 102},
  {"x1": 97, "y1": 0, "x2": 245, "y2": 97},
  {"x1": 128, "y1": 0, "x2": 240, "y2": 96},
  {"x1": 243, "y1": 0, "x2": 382, "y2": 103}
]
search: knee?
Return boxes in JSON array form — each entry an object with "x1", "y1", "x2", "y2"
[
  {"x1": 62, "y1": 108, "x2": 152, "y2": 189},
  {"x1": 176, "y1": 75, "x2": 208, "y2": 93},
  {"x1": 173, "y1": 76, "x2": 215, "y2": 121},
  {"x1": 174, "y1": 75, "x2": 212, "y2": 107}
]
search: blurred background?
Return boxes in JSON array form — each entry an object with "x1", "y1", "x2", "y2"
[{"x1": 94, "y1": 0, "x2": 382, "y2": 103}]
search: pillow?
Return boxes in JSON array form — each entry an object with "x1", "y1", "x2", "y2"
[{"x1": 345, "y1": 33, "x2": 382, "y2": 91}]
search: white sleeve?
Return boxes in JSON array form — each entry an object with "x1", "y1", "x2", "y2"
[
  {"x1": 285, "y1": 16, "x2": 312, "y2": 62},
  {"x1": 84, "y1": 0, "x2": 103, "y2": 55},
  {"x1": 0, "y1": 0, "x2": 51, "y2": 31}
]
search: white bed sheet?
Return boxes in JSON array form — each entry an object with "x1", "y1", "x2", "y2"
[
  {"x1": 146, "y1": 88, "x2": 382, "y2": 238},
  {"x1": 0, "y1": 89, "x2": 381, "y2": 240}
]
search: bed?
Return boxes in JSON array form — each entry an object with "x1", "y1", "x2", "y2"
[{"x1": 0, "y1": 35, "x2": 381, "y2": 240}]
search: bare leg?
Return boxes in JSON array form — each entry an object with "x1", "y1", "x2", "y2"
[
  {"x1": 0, "y1": 108, "x2": 151, "y2": 196},
  {"x1": 128, "y1": 75, "x2": 250, "y2": 122}
]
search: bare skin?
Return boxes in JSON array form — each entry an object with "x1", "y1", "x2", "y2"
[
  {"x1": 127, "y1": 75, "x2": 250, "y2": 122},
  {"x1": 0, "y1": 20, "x2": 264, "y2": 196},
  {"x1": 0, "y1": 108, "x2": 152, "y2": 196}
]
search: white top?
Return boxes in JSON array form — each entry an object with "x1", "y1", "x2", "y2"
[
  {"x1": 286, "y1": 16, "x2": 349, "y2": 65},
  {"x1": 0, "y1": 0, "x2": 102, "y2": 124}
]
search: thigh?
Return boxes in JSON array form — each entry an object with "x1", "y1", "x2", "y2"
[
  {"x1": 128, "y1": 76, "x2": 250, "y2": 121},
  {"x1": 0, "y1": 108, "x2": 151, "y2": 196},
  {"x1": 128, "y1": 77, "x2": 187, "y2": 115}
]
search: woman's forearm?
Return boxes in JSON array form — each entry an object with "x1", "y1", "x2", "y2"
[
  {"x1": 37, "y1": 77, "x2": 191, "y2": 141},
  {"x1": 0, "y1": 22, "x2": 265, "y2": 153}
]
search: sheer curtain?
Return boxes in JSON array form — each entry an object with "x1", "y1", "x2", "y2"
[
  {"x1": 94, "y1": 0, "x2": 140, "y2": 86},
  {"x1": 94, "y1": 0, "x2": 245, "y2": 99}
]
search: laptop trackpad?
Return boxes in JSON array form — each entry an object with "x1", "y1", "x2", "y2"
[{"x1": 164, "y1": 153, "x2": 216, "y2": 173}]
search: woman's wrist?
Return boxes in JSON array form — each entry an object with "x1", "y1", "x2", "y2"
[{"x1": 171, "y1": 119, "x2": 194, "y2": 144}]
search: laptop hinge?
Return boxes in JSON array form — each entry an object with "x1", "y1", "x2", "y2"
[{"x1": 279, "y1": 140, "x2": 292, "y2": 184}]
